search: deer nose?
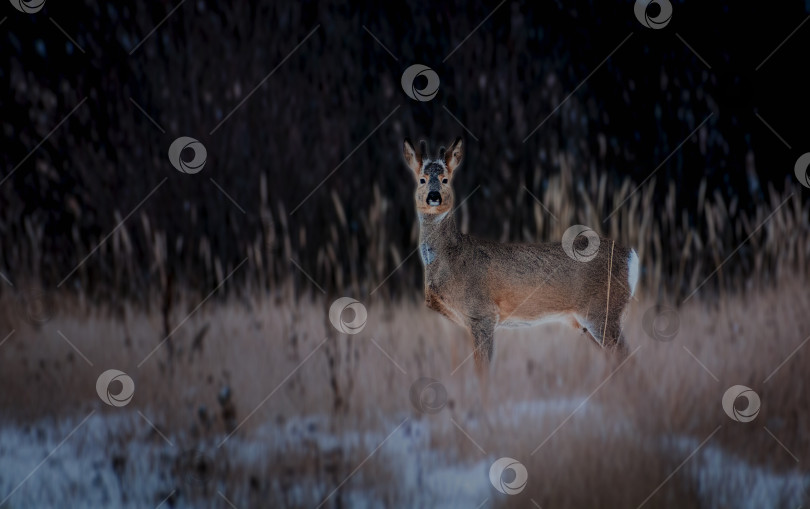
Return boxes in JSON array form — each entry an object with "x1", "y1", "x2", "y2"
[{"x1": 426, "y1": 191, "x2": 442, "y2": 206}]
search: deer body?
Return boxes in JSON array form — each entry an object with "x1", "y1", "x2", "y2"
[{"x1": 404, "y1": 139, "x2": 638, "y2": 371}]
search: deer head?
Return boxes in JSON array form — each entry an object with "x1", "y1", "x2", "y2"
[{"x1": 403, "y1": 138, "x2": 463, "y2": 215}]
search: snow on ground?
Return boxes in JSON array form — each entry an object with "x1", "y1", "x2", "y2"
[
  {"x1": 0, "y1": 398, "x2": 807, "y2": 508},
  {"x1": 664, "y1": 435, "x2": 809, "y2": 509}
]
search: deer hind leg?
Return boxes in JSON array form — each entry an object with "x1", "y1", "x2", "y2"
[
  {"x1": 607, "y1": 327, "x2": 629, "y2": 359},
  {"x1": 575, "y1": 309, "x2": 628, "y2": 359}
]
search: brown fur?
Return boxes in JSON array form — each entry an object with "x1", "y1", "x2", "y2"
[{"x1": 404, "y1": 139, "x2": 636, "y2": 372}]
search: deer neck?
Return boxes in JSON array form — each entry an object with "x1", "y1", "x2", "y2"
[{"x1": 417, "y1": 210, "x2": 459, "y2": 266}]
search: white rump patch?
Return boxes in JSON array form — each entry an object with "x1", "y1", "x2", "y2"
[{"x1": 628, "y1": 249, "x2": 639, "y2": 297}]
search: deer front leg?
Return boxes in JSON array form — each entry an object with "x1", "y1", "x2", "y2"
[
  {"x1": 468, "y1": 316, "x2": 496, "y2": 372},
  {"x1": 467, "y1": 316, "x2": 496, "y2": 412}
]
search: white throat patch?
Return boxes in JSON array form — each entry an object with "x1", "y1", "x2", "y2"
[{"x1": 420, "y1": 243, "x2": 436, "y2": 265}]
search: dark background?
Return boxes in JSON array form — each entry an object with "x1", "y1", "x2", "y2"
[{"x1": 1, "y1": 0, "x2": 808, "y2": 300}]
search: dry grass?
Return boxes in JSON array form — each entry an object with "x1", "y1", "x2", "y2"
[
  {"x1": 4, "y1": 2, "x2": 806, "y2": 304},
  {"x1": 1, "y1": 276, "x2": 808, "y2": 508},
  {"x1": 4, "y1": 162, "x2": 807, "y2": 306}
]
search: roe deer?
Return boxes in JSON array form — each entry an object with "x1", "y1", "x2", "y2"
[{"x1": 403, "y1": 138, "x2": 639, "y2": 374}]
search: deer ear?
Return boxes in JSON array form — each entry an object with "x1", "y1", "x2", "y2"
[
  {"x1": 403, "y1": 138, "x2": 421, "y2": 176},
  {"x1": 446, "y1": 138, "x2": 463, "y2": 174}
]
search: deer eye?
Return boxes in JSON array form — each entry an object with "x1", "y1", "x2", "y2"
[
  {"x1": 442, "y1": 178, "x2": 448, "y2": 184},
  {"x1": 420, "y1": 178, "x2": 426, "y2": 184}
]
